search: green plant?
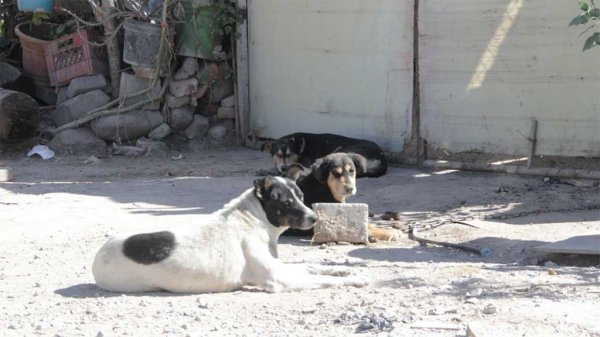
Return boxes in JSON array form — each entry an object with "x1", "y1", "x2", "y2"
[{"x1": 570, "y1": 0, "x2": 600, "y2": 51}]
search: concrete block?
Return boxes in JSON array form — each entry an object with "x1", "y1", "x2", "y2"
[
  {"x1": 0, "y1": 167, "x2": 13, "y2": 182},
  {"x1": 312, "y1": 203, "x2": 369, "y2": 244},
  {"x1": 220, "y1": 94, "x2": 235, "y2": 108},
  {"x1": 90, "y1": 110, "x2": 164, "y2": 142},
  {"x1": 168, "y1": 105, "x2": 194, "y2": 131},
  {"x1": 52, "y1": 90, "x2": 110, "y2": 127},
  {"x1": 169, "y1": 78, "x2": 198, "y2": 97},
  {"x1": 119, "y1": 72, "x2": 161, "y2": 110},
  {"x1": 148, "y1": 123, "x2": 172, "y2": 140},
  {"x1": 56, "y1": 87, "x2": 69, "y2": 105},
  {"x1": 66, "y1": 74, "x2": 107, "y2": 98},
  {"x1": 174, "y1": 57, "x2": 199, "y2": 80},
  {"x1": 182, "y1": 115, "x2": 209, "y2": 140},
  {"x1": 217, "y1": 106, "x2": 235, "y2": 119},
  {"x1": 47, "y1": 127, "x2": 107, "y2": 155}
]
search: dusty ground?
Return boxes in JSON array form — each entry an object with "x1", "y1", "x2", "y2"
[{"x1": 1, "y1": 142, "x2": 599, "y2": 337}]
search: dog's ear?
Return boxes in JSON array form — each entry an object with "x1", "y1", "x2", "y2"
[
  {"x1": 297, "y1": 137, "x2": 306, "y2": 153},
  {"x1": 311, "y1": 158, "x2": 330, "y2": 183},
  {"x1": 348, "y1": 153, "x2": 367, "y2": 176},
  {"x1": 283, "y1": 163, "x2": 308, "y2": 181},
  {"x1": 288, "y1": 136, "x2": 306, "y2": 154},
  {"x1": 261, "y1": 140, "x2": 273, "y2": 153},
  {"x1": 254, "y1": 176, "x2": 274, "y2": 200}
]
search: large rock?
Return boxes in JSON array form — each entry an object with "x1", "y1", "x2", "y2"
[
  {"x1": 0, "y1": 62, "x2": 21, "y2": 86},
  {"x1": 165, "y1": 93, "x2": 191, "y2": 108},
  {"x1": 119, "y1": 72, "x2": 161, "y2": 110},
  {"x1": 182, "y1": 115, "x2": 209, "y2": 140},
  {"x1": 207, "y1": 124, "x2": 227, "y2": 142},
  {"x1": 168, "y1": 105, "x2": 194, "y2": 131},
  {"x1": 47, "y1": 128, "x2": 107, "y2": 155},
  {"x1": 220, "y1": 94, "x2": 235, "y2": 108},
  {"x1": 201, "y1": 78, "x2": 234, "y2": 104},
  {"x1": 66, "y1": 74, "x2": 107, "y2": 98},
  {"x1": 148, "y1": 123, "x2": 172, "y2": 140},
  {"x1": 174, "y1": 57, "x2": 199, "y2": 80},
  {"x1": 52, "y1": 90, "x2": 110, "y2": 127},
  {"x1": 169, "y1": 78, "x2": 198, "y2": 97},
  {"x1": 90, "y1": 110, "x2": 164, "y2": 142}
]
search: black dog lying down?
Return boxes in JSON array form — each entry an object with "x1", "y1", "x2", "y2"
[
  {"x1": 262, "y1": 133, "x2": 387, "y2": 178},
  {"x1": 284, "y1": 152, "x2": 396, "y2": 241}
]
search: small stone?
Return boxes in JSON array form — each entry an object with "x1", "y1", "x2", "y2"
[
  {"x1": 217, "y1": 106, "x2": 235, "y2": 119},
  {"x1": 207, "y1": 125, "x2": 227, "y2": 142},
  {"x1": 220, "y1": 94, "x2": 235, "y2": 108},
  {"x1": 482, "y1": 304, "x2": 497, "y2": 315},
  {"x1": 182, "y1": 115, "x2": 209, "y2": 140},
  {"x1": 465, "y1": 288, "x2": 483, "y2": 298}
]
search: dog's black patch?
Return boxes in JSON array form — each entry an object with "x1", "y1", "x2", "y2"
[
  {"x1": 263, "y1": 133, "x2": 387, "y2": 177},
  {"x1": 122, "y1": 231, "x2": 176, "y2": 265},
  {"x1": 254, "y1": 176, "x2": 317, "y2": 230}
]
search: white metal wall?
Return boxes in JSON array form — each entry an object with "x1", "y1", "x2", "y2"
[
  {"x1": 247, "y1": 0, "x2": 414, "y2": 151},
  {"x1": 420, "y1": 0, "x2": 600, "y2": 157}
]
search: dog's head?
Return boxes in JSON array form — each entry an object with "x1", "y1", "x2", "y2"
[
  {"x1": 261, "y1": 136, "x2": 306, "y2": 173},
  {"x1": 253, "y1": 176, "x2": 318, "y2": 230},
  {"x1": 310, "y1": 153, "x2": 367, "y2": 203}
]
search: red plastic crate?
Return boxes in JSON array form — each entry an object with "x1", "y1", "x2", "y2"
[{"x1": 44, "y1": 29, "x2": 109, "y2": 87}]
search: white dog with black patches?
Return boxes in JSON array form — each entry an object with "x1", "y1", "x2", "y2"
[{"x1": 92, "y1": 176, "x2": 366, "y2": 293}]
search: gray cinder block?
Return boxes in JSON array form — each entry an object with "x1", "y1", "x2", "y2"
[{"x1": 312, "y1": 203, "x2": 369, "y2": 244}]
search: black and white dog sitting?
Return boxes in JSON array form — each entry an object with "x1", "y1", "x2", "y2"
[
  {"x1": 262, "y1": 133, "x2": 387, "y2": 178},
  {"x1": 284, "y1": 153, "x2": 397, "y2": 241},
  {"x1": 92, "y1": 176, "x2": 366, "y2": 293}
]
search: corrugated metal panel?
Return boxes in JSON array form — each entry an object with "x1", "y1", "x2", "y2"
[
  {"x1": 420, "y1": 0, "x2": 600, "y2": 156},
  {"x1": 248, "y1": 0, "x2": 413, "y2": 151}
]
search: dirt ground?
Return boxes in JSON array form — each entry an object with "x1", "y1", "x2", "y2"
[{"x1": 1, "y1": 142, "x2": 599, "y2": 337}]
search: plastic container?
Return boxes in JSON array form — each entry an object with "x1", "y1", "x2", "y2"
[
  {"x1": 123, "y1": 18, "x2": 163, "y2": 68},
  {"x1": 176, "y1": 2, "x2": 223, "y2": 60},
  {"x1": 14, "y1": 21, "x2": 57, "y2": 85},
  {"x1": 44, "y1": 29, "x2": 109, "y2": 86},
  {"x1": 17, "y1": 0, "x2": 56, "y2": 13}
]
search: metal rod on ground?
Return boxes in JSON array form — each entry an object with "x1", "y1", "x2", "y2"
[
  {"x1": 527, "y1": 119, "x2": 538, "y2": 168},
  {"x1": 408, "y1": 227, "x2": 491, "y2": 257},
  {"x1": 396, "y1": 157, "x2": 600, "y2": 180}
]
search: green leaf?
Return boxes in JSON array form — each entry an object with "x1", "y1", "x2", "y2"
[
  {"x1": 583, "y1": 32, "x2": 600, "y2": 50},
  {"x1": 579, "y1": 0, "x2": 589, "y2": 11},
  {"x1": 570, "y1": 13, "x2": 589, "y2": 26}
]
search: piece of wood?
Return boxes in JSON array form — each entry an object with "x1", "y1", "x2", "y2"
[
  {"x1": 235, "y1": 0, "x2": 249, "y2": 145},
  {"x1": 0, "y1": 89, "x2": 40, "y2": 142},
  {"x1": 533, "y1": 235, "x2": 600, "y2": 255},
  {"x1": 527, "y1": 119, "x2": 538, "y2": 168}
]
